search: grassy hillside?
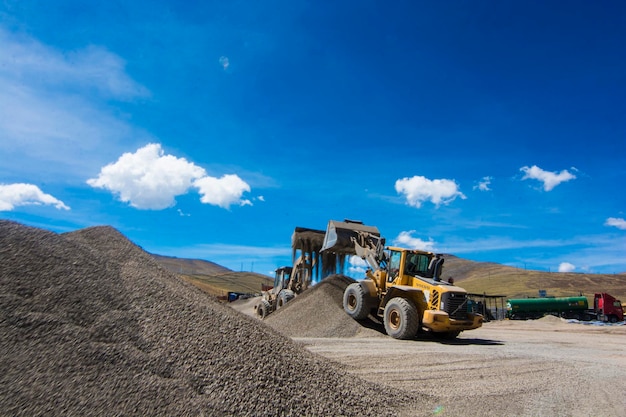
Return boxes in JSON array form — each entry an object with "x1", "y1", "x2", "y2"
[
  {"x1": 442, "y1": 254, "x2": 626, "y2": 302},
  {"x1": 179, "y1": 272, "x2": 273, "y2": 298},
  {"x1": 152, "y1": 254, "x2": 272, "y2": 298},
  {"x1": 151, "y1": 254, "x2": 230, "y2": 275}
]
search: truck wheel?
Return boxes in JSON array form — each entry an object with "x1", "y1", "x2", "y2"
[
  {"x1": 257, "y1": 300, "x2": 271, "y2": 319},
  {"x1": 609, "y1": 315, "x2": 618, "y2": 323},
  {"x1": 277, "y1": 290, "x2": 295, "y2": 309},
  {"x1": 343, "y1": 283, "x2": 371, "y2": 320},
  {"x1": 383, "y1": 297, "x2": 419, "y2": 340}
]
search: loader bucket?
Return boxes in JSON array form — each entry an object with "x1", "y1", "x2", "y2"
[
  {"x1": 291, "y1": 227, "x2": 326, "y2": 282},
  {"x1": 291, "y1": 227, "x2": 326, "y2": 253},
  {"x1": 320, "y1": 220, "x2": 381, "y2": 254}
]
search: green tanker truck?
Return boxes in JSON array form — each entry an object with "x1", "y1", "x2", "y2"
[{"x1": 506, "y1": 292, "x2": 624, "y2": 322}]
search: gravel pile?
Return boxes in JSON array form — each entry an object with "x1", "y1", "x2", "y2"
[
  {"x1": 265, "y1": 275, "x2": 384, "y2": 338},
  {"x1": 0, "y1": 220, "x2": 417, "y2": 416}
]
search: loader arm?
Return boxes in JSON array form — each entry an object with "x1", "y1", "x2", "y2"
[{"x1": 353, "y1": 232, "x2": 387, "y2": 271}]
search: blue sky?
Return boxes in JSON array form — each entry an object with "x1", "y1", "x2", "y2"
[{"x1": 1, "y1": 1, "x2": 625, "y2": 277}]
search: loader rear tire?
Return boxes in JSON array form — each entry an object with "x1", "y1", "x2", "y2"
[
  {"x1": 257, "y1": 300, "x2": 271, "y2": 319},
  {"x1": 383, "y1": 297, "x2": 419, "y2": 340},
  {"x1": 343, "y1": 283, "x2": 371, "y2": 320},
  {"x1": 277, "y1": 290, "x2": 295, "y2": 309}
]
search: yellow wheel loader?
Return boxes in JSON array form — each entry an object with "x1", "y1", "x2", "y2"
[{"x1": 321, "y1": 220, "x2": 483, "y2": 340}]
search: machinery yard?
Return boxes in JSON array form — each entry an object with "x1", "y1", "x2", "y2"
[{"x1": 2, "y1": 219, "x2": 626, "y2": 416}]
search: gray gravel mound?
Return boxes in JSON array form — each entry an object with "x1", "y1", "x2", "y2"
[
  {"x1": 265, "y1": 275, "x2": 384, "y2": 338},
  {"x1": 0, "y1": 220, "x2": 417, "y2": 416}
]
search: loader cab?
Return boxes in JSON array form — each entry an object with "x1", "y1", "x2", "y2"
[
  {"x1": 274, "y1": 266, "x2": 293, "y2": 291},
  {"x1": 386, "y1": 247, "x2": 445, "y2": 285}
]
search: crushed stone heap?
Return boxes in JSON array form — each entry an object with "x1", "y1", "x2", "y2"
[
  {"x1": 265, "y1": 275, "x2": 384, "y2": 338},
  {"x1": 0, "y1": 220, "x2": 416, "y2": 416}
]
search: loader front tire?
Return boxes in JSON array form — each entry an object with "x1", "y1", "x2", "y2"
[
  {"x1": 277, "y1": 290, "x2": 295, "y2": 309},
  {"x1": 343, "y1": 283, "x2": 371, "y2": 320},
  {"x1": 383, "y1": 297, "x2": 419, "y2": 340}
]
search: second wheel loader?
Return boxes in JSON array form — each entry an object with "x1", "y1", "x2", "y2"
[
  {"x1": 255, "y1": 225, "x2": 355, "y2": 318},
  {"x1": 256, "y1": 261, "x2": 310, "y2": 319}
]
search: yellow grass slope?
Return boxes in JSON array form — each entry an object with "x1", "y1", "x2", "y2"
[
  {"x1": 152, "y1": 254, "x2": 272, "y2": 298},
  {"x1": 442, "y1": 254, "x2": 626, "y2": 302}
]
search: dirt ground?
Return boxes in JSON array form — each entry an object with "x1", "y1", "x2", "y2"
[
  {"x1": 297, "y1": 318, "x2": 626, "y2": 417},
  {"x1": 233, "y1": 281, "x2": 626, "y2": 416}
]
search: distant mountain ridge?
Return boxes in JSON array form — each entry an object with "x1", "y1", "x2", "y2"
[
  {"x1": 151, "y1": 254, "x2": 231, "y2": 275},
  {"x1": 151, "y1": 254, "x2": 272, "y2": 298},
  {"x1": 441, "y1": 254, "x2": 626, "y2": 301},
  {"x1": 153, "y1": 252, "x2": 626, "y2": 302}
]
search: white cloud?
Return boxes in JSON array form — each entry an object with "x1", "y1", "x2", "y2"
[
  {"x1": 348, "y1": 255, "x2": 368, "y2": 274},
  {"x1": 177, "y1": 209, "x2": 191, "y2": 217},
  {"x1": 473, "y1": 176, "x2": 492, "y2": 191},
  {"x1": 520, "y1": 165, "x2": 576, "y2": 191},
  {"x1": 0, "y1": 26, "x2": 152, "y2": 179},
  {"x1": 392, "y1": 231, "x2": 436, "y2": 251},
  {"x1": 194, "y1": 175, "x2": 252, "y2": 209},
  {"x1": 558, "y1": 262, "x2": 576, "y2": 273},
  {"x1": 605, "y1": 217, "x2": 626, "y2": 230},
  {"x1": 395, "y1": 175, "x2": 466, "y2": 208},
  {"x1": 0, "y1": 183, "x2": 69, "y2": 211},
  {"x1": 0, "y1": 27, "x2": 149, "y2": 100},
  {"x1": 87, "y1": 143, "x2": 252, "y2": 210},
  {"x1": 87, "y1": 144, "x2": 205, "y2": 209}
]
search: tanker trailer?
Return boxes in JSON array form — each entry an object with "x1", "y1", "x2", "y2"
[{"x1": 506, "y1": 296, "x2": 588, "y2": 320}]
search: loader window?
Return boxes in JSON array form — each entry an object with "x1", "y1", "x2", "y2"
[
  {"x1": 405, "y1": 253, "x2": 430, "y2": 276},
  {"x1": 388, "y1": 250, "x2": 401, "y2": 282},
  {"x1": 274, "y1": 269, "x2": 291, "y2": 290}
]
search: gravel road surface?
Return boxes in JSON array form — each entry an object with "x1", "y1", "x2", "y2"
[{"x1": 297, "y1": 318, "x2": 626, "y2": 416}]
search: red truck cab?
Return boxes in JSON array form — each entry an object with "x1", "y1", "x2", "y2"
[{"x1": 594, "y1": 293, "x2": 624, "y2": 323}]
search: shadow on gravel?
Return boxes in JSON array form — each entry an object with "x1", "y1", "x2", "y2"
[
  {"x1": 357, "y1": 317, "x2": 386, "y2": 333},
  {"x1": 357, "y1": 317, "x2": 504, "y2": 346},
  {"x1": 432, "y1": 337, "x2": 504, "y2": 346}
]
